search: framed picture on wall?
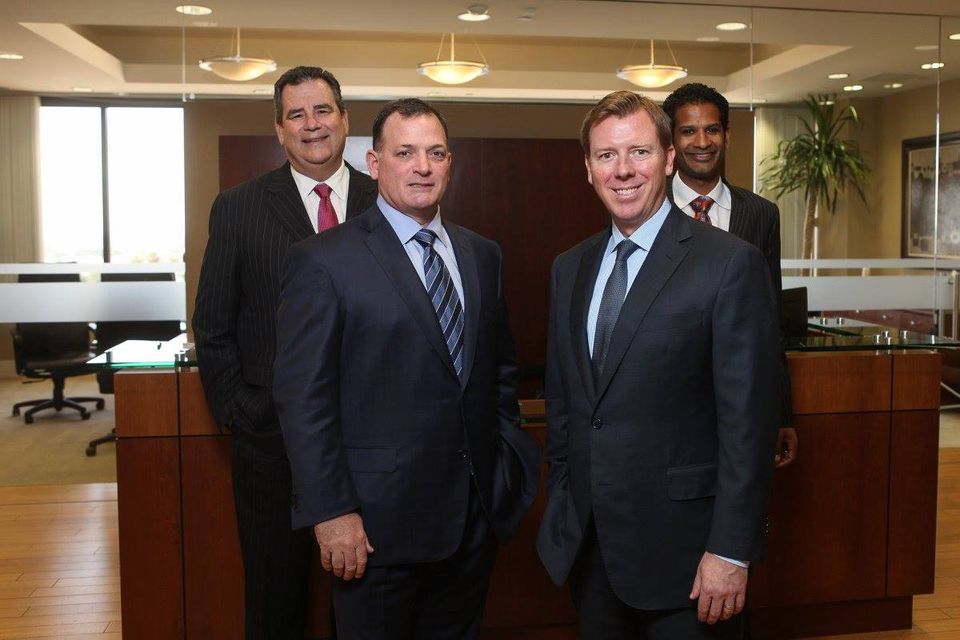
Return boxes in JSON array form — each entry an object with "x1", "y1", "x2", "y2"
[{"x1": 902, "y1": 132, "x2": 960, "y2": 257}]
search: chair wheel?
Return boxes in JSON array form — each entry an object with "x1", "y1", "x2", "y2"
[
  {"x1": 85, "y1": 445, "x2": 96, "y2": 457},
  {"x1": 81, "y1": 412, "x2": 91, "y2": 420},
  {"x1": 95, "y1": 400, "x2": 105, "y2": 410},
  {"x1": 24, "y1": 414, "x2": 33, "y2": 424}
]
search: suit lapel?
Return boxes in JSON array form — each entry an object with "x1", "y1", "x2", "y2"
[
  {"x1": 726, "y1": 181, "x2": 748, "y2": 238},
  {"x1": 594, "y1": 209, "x2": 691, "y2": 403},
  {"x1": 266, "y1": 163, "x2": 314, "y2": 241},
  {"x1": 569, "y1": 231, "x2": 607, "y2": 398},
  {"x1": 446, "y1": 224, "x2": 479, "y2": 388},
  {"x1": 345, "y1": 163, "x2": 374, "y2": 220},
  {"x1": 359, "y1": 207, "x2": 460, "y2": 382}
]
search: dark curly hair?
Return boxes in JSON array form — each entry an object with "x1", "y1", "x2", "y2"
[{"x1": 662, "y1": 83, "x2": 729, "y2": 132}]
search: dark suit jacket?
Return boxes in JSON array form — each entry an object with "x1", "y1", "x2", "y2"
[
  {"x1": 667, "y1": 178, "x2": 793, "y2": 425},
  {"x1": 273, "y1": 204, "x2": 540, "y2": 566},
  {"x1": 536, "y1": 206, "x2": 781, "y2": 610},
  {"x1": 193, "y1": 162, "x2": 377, "y2": 433}
]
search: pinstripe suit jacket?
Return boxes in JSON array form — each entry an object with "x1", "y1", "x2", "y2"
[
  {"x1": 193, "y1": 161, "x2": 377, "y2": 433},
  {"x1": 668, "y1": 178, "x2": 793, "y2": 425}
]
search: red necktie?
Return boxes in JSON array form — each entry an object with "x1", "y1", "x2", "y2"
[
  {"x1": 690, "y1": 195, "x2": 714, "y2": 225},
  {"x1": 314, "y1": 183, "x2": 337, "y2": 232}
]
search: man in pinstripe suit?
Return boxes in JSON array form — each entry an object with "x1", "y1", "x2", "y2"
[
  {"x1": 193, "y1": 66, "x2": 377, "y2": 639},
  {"x1": 663, "y1": 82, "x2": 797, "y2": 469}
]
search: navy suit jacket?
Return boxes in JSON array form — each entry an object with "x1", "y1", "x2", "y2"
[
  {"x1": 273, "y1": 204, "x2": 540, "y2": 565},
  {"x1": 536, "y1": 205, "x2": 780, "y2": 609},
  {"x1": 193, "y1": 162, "x2": 377, "y2": 433}
]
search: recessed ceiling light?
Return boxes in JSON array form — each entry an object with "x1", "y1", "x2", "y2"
[
  {"x1": 915, "y1": 44, "x2": 939, "y2": 51},
  {"x1": 716, "y1": 22, "x2": 748, "y2": 31},
  {"x1": 827, "y1": 72, "x2": 849, "y2": 79},
  {"x1": 517, "y1": 7, "x2": 535, "y2": 22},
  {"x1": 843, "y1": 84, "x2": 863, "y2": 91},
  {"x1": 921, "y1": 62, "x2": 945, "y2": 70},
  {"x1": 72, "y1": 87, "x2": 93, "y2": 93},
  {"x1": 192, "y1": 20, "x2": 217, "y2": 27},
  {"x1": 883, "y1": 83, "x2": 904, "y2": 89},
  {"x1": 696, "y1": 36, "x2": 720, "y2": 42},
  {"x1": 0, "y1": 52, "x2": 24, "y2": 60},
  {"x1": 818, "y1": 99, "x2": 835, "y2": 106},
  {"x1": 950, "y1": 33, "x2": 960, "y2": 41},
  {"x1": 458, "y1": 4, "x2": 490, "y2": 22},
  {"x1": 175, "y1": 5, "x2": 212, "y2": 15}
]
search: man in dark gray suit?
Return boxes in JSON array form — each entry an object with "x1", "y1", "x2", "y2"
[
  {"x1": 537, "y1": 91, "x2": 780, "y2": 639},
  {"x1": 663, "y1": 82, "x2": 796, "y2": 468},
  {"x1": 193, "y1": 66, "x2": 377, "y2": 639}
]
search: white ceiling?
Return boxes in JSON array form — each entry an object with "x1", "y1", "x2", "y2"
[{"x1": 1, "y1": 0, "x2": 959, "y2": 104}]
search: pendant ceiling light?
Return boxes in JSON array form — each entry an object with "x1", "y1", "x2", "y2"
[
  {"x1": 617, "y1": 40, "x2": 688, "y2": 88},
  {"x1": 199, "y1": 28, "x2": 277, "y2": 81},
  {"x1": 418, "y1": 33, "x2": 489, "y2": 85}
]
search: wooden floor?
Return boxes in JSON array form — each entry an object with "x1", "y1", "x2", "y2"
[
  {"x1": 0, "y1": 483, "x2": 119, "y2": 639},
  {"x1": 1, "y1": 454, "x2": 960, "y2": 639}
]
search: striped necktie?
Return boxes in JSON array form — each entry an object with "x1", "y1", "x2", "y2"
[{"x1": 414, "y1": 229, "x2": 465, "y2": 379}]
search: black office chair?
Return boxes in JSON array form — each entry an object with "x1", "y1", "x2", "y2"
[
  {"x1": 781, "y1": 287, "x2": 809, "y2": 338},
  {"x1": 86, "y1": 271, "x2": 182, "y2": 456},
  {"x1": 10, "y1": 273, "x2": 104, "y2": 424}
]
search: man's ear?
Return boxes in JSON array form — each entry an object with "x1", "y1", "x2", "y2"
[
  {"x1": 366, "y1": 149, "x2": 379, "y2": 180},
  {"x1": 584, "y1": 156, "x2": 593, "y2": 186}
]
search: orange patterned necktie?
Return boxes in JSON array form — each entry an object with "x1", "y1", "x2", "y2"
[{"x1": 690, "y1": 195, "x2": 714, "y2": 225}]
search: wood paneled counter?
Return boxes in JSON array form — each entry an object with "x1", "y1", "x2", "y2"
[{"x1": 115, "y1": 349, "x2": 940, "y2": 639}]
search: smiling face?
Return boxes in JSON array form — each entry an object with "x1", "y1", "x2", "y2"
[
  {"x1": 366, "y1": 112, "x2": 451, "y2": 225},
  {"x1": 672, "y1": 102, "x2": 729, "y2": 193},
  {"x1": 585, "y1": 110, "x2": 675, "y2": 236},
  {"x1": 274, "y1": 79, "x2": 349, "y2": 182}
]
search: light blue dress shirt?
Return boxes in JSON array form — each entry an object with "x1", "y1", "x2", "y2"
[
  {"x1": 586, "y1": 198, "x2": 671, "y2": 354},
  {"x1": 378, "y1": 196, "x2": 465, "y2": 310}
]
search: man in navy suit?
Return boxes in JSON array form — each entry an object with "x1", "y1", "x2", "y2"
[
  {"x1": 537, "y1": 91, "x2": 780, "y2": 639},
  {"x1": 663, "y1": 82, "x2": 796, "y2": 468},
  {"x1": 193, "y1": 66, "x2": 377, "y2": 639},
  {"x1": 274, "y1": 98, "x2": 539, "y2": 640}
]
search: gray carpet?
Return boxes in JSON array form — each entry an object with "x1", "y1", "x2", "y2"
[{"x1": 0, "y1": 374, "x2": 117, "y2": 486}]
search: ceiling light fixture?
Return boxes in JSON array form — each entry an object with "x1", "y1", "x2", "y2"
[
  {"x1": 72, "y1": 87, "x2": 93, "y2": 93},
  {"x1": 950, "y1": 33, "x2": 960, "y2": 40},
  {"x1": 199, "y1": 28, "x2": 277, "y2": 81},
  {"x1": 0, "y1": 52, "x2": 24, "y2": 60},
  {"x1": 458, "y1": 5, "x2": 490, "y2": 22},
  {"x1": 921, "y1": 62, "x2": 945, "y2": 70},
  {"x1": 417, "y1": 33, "x2": 489, "y2": 85},
  {"x1": 827, "y1": 72, "x2": 849, "y2": 79},
  {"x1": 843, "y1": 84, "x2": 863, "y2": 91},
  {"x1": 716, "y1": 22, "x2": 748, "y2": 31},
  {"x1": 175, "y1": 5, "x2": 212, "y2": 15},
  {"x1": 617, "y1": 39, "x2": 688, "y2": 88},
  {"x1": 915, "y1": 44, "x2": 939, "y2": 51},
  {"x1": 883, "y1": 83, "x2": 904, "y2": 89}
]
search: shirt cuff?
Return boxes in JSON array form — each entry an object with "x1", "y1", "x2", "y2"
[{"x1": 712, "y1": 553, "x2": 749, "y2": 568}]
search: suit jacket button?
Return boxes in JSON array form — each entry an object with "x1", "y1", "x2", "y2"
[
  {"x1": 458, "y1": 448, "x2": 468, "y2": 459},
  {"x1": 592, "y1": 418, "x2": 602, "y2": 430}
]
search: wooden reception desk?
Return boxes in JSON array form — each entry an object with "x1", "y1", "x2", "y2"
[{"x1": 115, "y1": 348, "x2": 941, "y2": 639}]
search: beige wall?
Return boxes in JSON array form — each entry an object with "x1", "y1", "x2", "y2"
[{"x1": 184, "y1": 99, "x2": 757, "y2": 330}]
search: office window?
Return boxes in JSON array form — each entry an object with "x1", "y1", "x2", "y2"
[{"x1": 38, "y1": 104, "x2": 185, "y2": 264}]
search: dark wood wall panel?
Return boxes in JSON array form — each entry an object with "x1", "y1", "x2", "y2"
[
  {"x1": 750, "y1": 412, "x2": 890, "y2": 607},
  {"x1": 219, "y1": 136, "x2": 286, "y2": 192},
  {"x1": 117, "y1": 437, "x2": 184, "y2": 639},
  {"x1": 887, "y1": 409, "x2": 940, "y2": 596}
]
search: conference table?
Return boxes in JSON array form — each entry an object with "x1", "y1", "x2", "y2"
[{"x1": 99, "y1": 329, "x2": 950, "y2": 639}]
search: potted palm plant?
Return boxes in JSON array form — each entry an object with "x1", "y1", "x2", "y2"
[{"x1": 761, "y1": 94, "x2": 869, "y2": 260}]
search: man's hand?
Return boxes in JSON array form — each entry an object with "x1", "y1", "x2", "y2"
[
  {"x1": 313, "y1": 513, "x2": 375, "y2": 581},
  {"x1": 775, "y1": 427, "x2": 798, "y2": 468},
  {"x1": 689, "y1": 552, "x2": 748, "y2": 624}
]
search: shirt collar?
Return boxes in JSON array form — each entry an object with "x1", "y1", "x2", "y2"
[
  {"x1": 290, "y1": 160, "x2": 348, "y2": 200},
  {"x1": 378, "y1": 195, "x2": 449, "y2": 247},
  {"x1": 608, "y1": 196, "x2": 672, "y2": 255},
  {"x1": 671, "y1": 173, "x2": 730, "y2": 210}
]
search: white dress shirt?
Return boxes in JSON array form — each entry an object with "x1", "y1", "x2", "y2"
[
  {"x1": 672, "y1": 173, "x2": 732, "y2": 232},
  {"x1": 290, "y1": 161, "x2": 350, "y2": 232}
]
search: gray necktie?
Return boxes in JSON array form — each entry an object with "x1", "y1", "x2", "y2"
[
  {"x1": 414, "y1": 229, "x2": 465, "y2": 379},
  {"x1": 592, "y1": 239, "x2": 639, "y2": 379}
]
